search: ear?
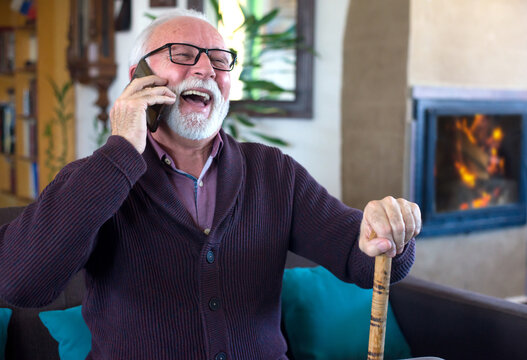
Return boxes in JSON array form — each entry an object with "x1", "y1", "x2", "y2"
[{"x1": 129, "y1": 65, "x2": 137, "y2": 81}]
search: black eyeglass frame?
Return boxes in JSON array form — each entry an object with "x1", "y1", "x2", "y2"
[{"x1": 141, "y1": 42, "x2": 237, "y2": 72}]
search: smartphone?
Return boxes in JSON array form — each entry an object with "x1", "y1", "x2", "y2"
[{"x1": 131, "y1": 58, "x2": 165, "y2": 132}]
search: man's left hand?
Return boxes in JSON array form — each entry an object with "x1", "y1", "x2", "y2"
[{"x1": 358, "y1": 196, "x2": 421, "y2": 258}]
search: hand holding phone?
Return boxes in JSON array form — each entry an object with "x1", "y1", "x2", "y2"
[{"x1": 131, "y1": 58, "x2": 166, "y2": 132}]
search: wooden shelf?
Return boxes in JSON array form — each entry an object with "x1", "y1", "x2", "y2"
[
  {"x1": 14, "y1": 65, "x2": 36, "y2": 73},
  {"x1": 0, "y1": 152, "x2": 14, "y2": 159},
  {"x1": 16, "y1": 23, "x2": 35, "y2": 31},
  {"x1": 0, "y1": 189, "x2": 33, "y2": 207},
  {"x1": 0, "y1": 1, "x2": 38, "y2": 203},
  {"x1": 17, "y1": 155, "x2": 37, "y2": 162},
  {"x1": 0, "y1": 0, "x2": 75, "y2": 205}
]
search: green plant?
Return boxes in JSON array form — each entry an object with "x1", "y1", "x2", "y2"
[
  {"x1": 43, "y1": 80, "x2": 74, "y2": 181},
  {"x1": 210, "y1": 0, "x2": 299, "y2": 146}
]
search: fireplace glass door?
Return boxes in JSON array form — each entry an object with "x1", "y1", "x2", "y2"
[{"x1": 414, "y1": 98, "x2": 527, "y2": 236}]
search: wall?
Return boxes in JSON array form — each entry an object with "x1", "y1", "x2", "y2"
[
  {"x1": 342, "y1": 0, "x2": 527, "y2": 297},
  {"x1": 408, "y1": 0, "x2": 527, "y2": 89},
  {"x1": 75, "y1": 0, "x2": 350, "y2": 199},
  {"x1": 341, "y1": 0, "x2": 411, "y2": 210},
  {"x1": 408, "y1": 0, "x2": 527, "y2": 297}
]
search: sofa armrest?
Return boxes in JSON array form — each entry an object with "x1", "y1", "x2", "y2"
[
  {"x1": 390, "y1": 276, "x2": 527, "y2": 360},
  {"x1": 0, "y1": 206, "x2": 25, "y2": 225}
]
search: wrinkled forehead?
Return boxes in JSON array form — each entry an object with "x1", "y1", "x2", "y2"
[{"x1": 148, "y1": 17, "x2": 226, "y2": 51}]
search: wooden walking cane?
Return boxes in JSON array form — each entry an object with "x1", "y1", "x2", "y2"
[{"x1": 367, "y1": 231, "x2": 392, "y2": 360}]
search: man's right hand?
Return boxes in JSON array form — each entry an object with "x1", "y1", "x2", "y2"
[{"x1": 109, "y1": 75, "x2": 177, "y2": 153}]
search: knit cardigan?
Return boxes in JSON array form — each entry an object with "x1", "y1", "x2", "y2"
[{"x1": 0, "y1": 131, "x2": 415, "y2": 359}]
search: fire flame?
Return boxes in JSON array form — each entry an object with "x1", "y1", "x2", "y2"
[
  {"x1": 459, "y1": 192, "x2": 491, "y2": 210},
  {"x1": 454, "y1": 162, "x2": 476, "y2": 188},
  {"x1": 453, "y1": 114, "x2": 505, "y2": 210}
]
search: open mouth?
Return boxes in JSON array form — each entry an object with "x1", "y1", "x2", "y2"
[{"x1": 181, "y1": 90, "x2": 212, "y2": 106}]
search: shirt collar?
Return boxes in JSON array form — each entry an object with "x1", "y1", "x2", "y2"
[{"x1": 147, "y1": 131, "x2": 224, "y2": 171}]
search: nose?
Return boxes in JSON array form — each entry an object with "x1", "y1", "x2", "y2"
[{"x1": 191, "y1": 53, "x2": 216, "y2": 80}]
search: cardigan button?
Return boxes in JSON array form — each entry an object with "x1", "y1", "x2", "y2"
[
  {"x1": 206, "y1": 250, "x2": 215, "y2": 264},
  {"x1": 215, "y1": 352, "x2": 227, "y2": 360},
  {"x1": 209, "y1": 297, "x2": 221, "y2": 311}
]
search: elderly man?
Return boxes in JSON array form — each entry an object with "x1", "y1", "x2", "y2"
[{"x1": 0, "y1": 9, "x2": 421, "y2": 360}]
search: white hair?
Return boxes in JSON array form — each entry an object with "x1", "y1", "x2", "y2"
[{"x1": 129, "y1": 8, "x2": 214, "y2": 67}]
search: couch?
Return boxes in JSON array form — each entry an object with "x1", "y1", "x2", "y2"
[{"x1": 2, "y1": 206, "x2": 527, "y2": 359}]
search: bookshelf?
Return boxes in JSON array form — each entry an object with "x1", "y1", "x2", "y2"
[{"x1": 0, "y1": 0, "x2": 75, "y2": 207}]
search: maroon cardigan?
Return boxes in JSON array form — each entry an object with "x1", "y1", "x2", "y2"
[{"x1": 0, "y1": 131, "x2": 414, "y2": 359}]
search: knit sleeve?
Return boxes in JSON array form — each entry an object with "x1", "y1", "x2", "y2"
[
  {"x1": 0, "y1": 136, "x2": 147, "y2": 307},
  {"x1": 287, "y1": 157, "x2": 415, "y2": 288}
]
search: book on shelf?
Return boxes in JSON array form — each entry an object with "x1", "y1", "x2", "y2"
[
  {"x1": 0, "y1": 103, "x2": 16, "y2": 155},
  {"x1": 11, "y1": 0, "x2": 36, "y2": 20},
  {"x1": 28, "y1": 33, "x2": 37, "y2": 64},
  {"x1": 20, "y1": 117, "x2": 37, "y2": 158},
  {"x1": 29, "y1": 160, "x2": 38, "y2": 199},
  {"x1": 22, "y1": 77, "x2": 36, "y2": 116},
  {"x1": 0, "y1": 30, "x2": 15, "y2": 73}
]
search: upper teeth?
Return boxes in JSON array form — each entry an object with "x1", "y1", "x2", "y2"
[{"x1": 182, "y1": 90, "x2": 210, "y2": 101}]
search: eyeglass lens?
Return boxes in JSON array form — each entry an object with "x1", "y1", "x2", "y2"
[{"x1": 169, "y1": 44, "x2": 235, "y2": 71}]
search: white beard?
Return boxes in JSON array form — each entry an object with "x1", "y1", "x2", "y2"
[{"x1": 165, "y1": 78, "x2": 229, "y2": 140}]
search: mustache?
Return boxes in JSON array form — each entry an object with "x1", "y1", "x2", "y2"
[{"x1": 170, "y1": 77, "x2": 222, "y2": 103}]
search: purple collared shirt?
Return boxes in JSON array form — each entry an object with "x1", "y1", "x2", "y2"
[{"x1": 148, "y1": 132, "x2": 223, "y2": 233}]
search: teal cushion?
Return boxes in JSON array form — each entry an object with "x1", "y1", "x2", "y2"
[
  {"x1": 0, "y1": 308, "x2": 13, "y2": 360},
  {"x1": 281, "y1": 266, "x2": 412, "y2": 360},
  {"x1": 38, "y1": 305, "x2": 91, "y2": 360}
]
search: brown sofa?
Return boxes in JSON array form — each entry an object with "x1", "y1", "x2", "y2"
[{"x1": 2, "y1": 206, "x2": 527, "y2": 359}]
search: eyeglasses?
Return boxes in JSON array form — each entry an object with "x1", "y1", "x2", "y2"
[{"x1": 141, "y1": 43, "x2": 237, "y2": 72}]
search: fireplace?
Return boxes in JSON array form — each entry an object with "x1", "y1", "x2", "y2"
[{"x1": 412, "y1": 87, "x2": 527, "y2": 236}]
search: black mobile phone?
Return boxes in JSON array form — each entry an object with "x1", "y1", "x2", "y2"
[{"x1": 131, "y1": 58, "x2": 165, "y2": 132}]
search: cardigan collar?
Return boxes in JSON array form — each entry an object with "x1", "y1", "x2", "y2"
[{"x1": 138, "y1": 129, "x2": 245, "y2": 242}]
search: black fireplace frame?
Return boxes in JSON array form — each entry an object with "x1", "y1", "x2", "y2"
[{"x1": 412, "y1": 87, "x2": 527, "y2": 236}]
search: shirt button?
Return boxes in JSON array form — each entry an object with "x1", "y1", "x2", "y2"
[
  {"x1": 206, "y1": 250, "x2": 215, "y2": 264},
  {"x1": 215, "y1": 352, "x2": 227, "y2": 360},
  {"x1": 203, "y1": 228, "x2": 211, "y2": 235},
  {"x1": 209, "y1": 297, "x2": 221, "y2": 311},
  {"x1": 163, "y1": 158, "x2": 172, "y2": 166},
  {"x1": 199, "y1": 180, "x2": 204, "y2": 187}
]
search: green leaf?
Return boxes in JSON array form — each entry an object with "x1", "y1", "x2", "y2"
[
  {"x1": 240, "y1": 61, "x2": 261, "y2": 70},
  {"x1": 242, "y1": 104, "x2": 287, "y2": 115},
  {"x1": 251, "y1": 131, "x2": 289, "y2": 146},
  {"x1": 61, "y1": 81, "x2": 72, "y2": 96},
  {"x1": 209, "y1": 0, "x2": 223, "y2": 24},
  {"x1": 259, "y1": 32, "x2": 296, "y2": 43},
  {"x1": 228, "y1": 123, "x2": 239, "y2": 139},
  {"x1": 53, "y1": 107, "x2": 63, "y2": 118},
  {"x1": 254, "y1": 9, "x2": 279, "y2": 28},
  {"x1": 49, "y1": 78, "x2": 61, "y2": 100},
  {"x1": 242, "y1": 80, "x2": 286, "y2": 93},
  {"x1": 143, "y1": 12, "x2": 156, "y2": 20},
  {"x1": 43, "y1": 124, "x2": 52, "y2": 136},
  {"x1": 233, "y1": 113, "x2": 255, "y2": 127},
  {"x1": 63, "y1": 114, "x2": 75, "y2": 122},
  {"x1": 260, "y1": 38, "x2": 298, "y2": 50},
  {"x1": 238, "y1": 3, "x2": 250, "y2": 19}
]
